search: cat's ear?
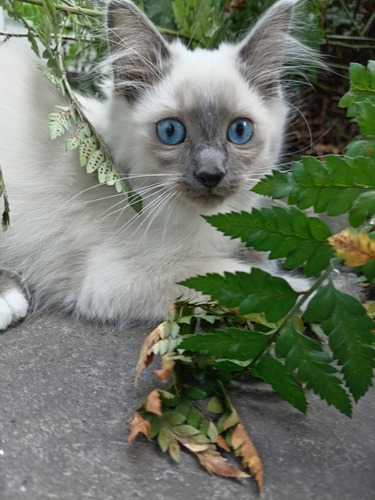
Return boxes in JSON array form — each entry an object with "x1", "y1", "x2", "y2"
[
  {"x1": 236, "y1": 0, "x2": 298, "y2": 97},
  {"x1": 107, "y1": 0, "x2": 171, "y2": 103}
]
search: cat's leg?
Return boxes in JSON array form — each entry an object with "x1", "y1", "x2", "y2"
[{"x1": 0, "y1": 270, "x2": 29, "y2": 330}]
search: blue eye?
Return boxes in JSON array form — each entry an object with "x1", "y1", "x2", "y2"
[
  {"x1": 156, "y1": 119, "x2": 186, "y2": 145},
  {"x1": 227, "y1": 118, "x2": 254, "y2": 145}
]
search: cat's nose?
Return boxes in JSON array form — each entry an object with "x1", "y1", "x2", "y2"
[{"x1": 196, "y1": 170, "x2": 224, "y2": 188}]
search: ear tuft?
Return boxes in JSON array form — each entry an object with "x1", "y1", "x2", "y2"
[
  {"x1": 236, "y1": 0, "x2": 311, "y2": 98},
  {"x1": 107, "y1": 0, "x2": 171, "y2": 103}
]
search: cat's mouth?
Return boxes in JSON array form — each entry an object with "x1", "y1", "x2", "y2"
[{"x1": 178, "y1": 183, "x2": 239, "y2": 207}]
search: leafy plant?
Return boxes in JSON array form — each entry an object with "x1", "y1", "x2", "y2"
[
  {"x1": 1, "y1": 0, "x2": 141, "y2": 211},
  {"x1": 339, "y1": 60, "x2": 375, "y2": 158},
  {"x1": 131, "y1": 61, "x2": 375, "y2": 493}
]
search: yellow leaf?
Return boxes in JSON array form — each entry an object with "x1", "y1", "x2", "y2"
[
  {"x1": 127, "y1": 413, "x2": 151, "y2": 444},
  {"x1": 364, "y1": 302, "x2": 375, "y2": 319},
  {"x1": 328, "y1": 229, "x2": 375, "y2": 266},
  {"x1": 231, "y1": 423, "x2": 264, "y2": 494},
  {"x1": 196, "y1": 450, "x2": 250, "y2": 478}
]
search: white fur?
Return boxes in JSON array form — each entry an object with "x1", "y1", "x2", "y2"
[
  {"x1": 0, "y1": 288, "x2": 29, "y2": 330},
  {"x1": 0, "y1": 1, "x2": 310, "y2": 327}
]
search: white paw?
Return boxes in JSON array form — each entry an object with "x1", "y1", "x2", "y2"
[{"x1": 0, "y1": 288, "x2": 29, "y2": 330}]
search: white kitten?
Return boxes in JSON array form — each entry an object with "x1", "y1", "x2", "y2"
[{"x1": 0, "y1": 0, "x2": 312, "y2": 329}]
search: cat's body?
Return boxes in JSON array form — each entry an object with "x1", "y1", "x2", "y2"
[{"x1": 0, "y1": 0, "x2": 312, "y2": 330}]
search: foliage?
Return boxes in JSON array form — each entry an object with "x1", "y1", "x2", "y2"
[
  {"x1": 339, "y1": 60, "x2": 375, "y2": 159},
  {"x1": 132, "y1": 61, "x2": 375, "y2": 492}
]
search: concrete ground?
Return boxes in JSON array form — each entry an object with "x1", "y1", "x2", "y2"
[{"x1": 0, "y1": 313, "x2": 374, "y2": 500}]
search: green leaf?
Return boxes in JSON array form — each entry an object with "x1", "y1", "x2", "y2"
[
  {"x1": 305, "y1": 282, "x2": 375, "y2": 402},
  {"x1": 349, "y1": 191, "x2": 375, "y2": 227},
  {"x1": 66, "y1": 135, "x2": 82, "y2": 151},
  {"x1": 339, "y1": 61, "x2": 375, "y2": 111},
  {"x1": 86, "y1": 149, "x2": 105, "y2": 174},
  {"x1": 252, "y1": 353, "x2": 307, "y2": 413},
  {"x1": 253, "y1": 155, "x2": 375, "y2": 226},
  {"x1": 180, "y1": 328, "x2": 270, "y2": 362},
  {"x1": 48, "y1": 111, "x2": 71, "y2": 140},
  {"x1": 157, "y1": 427, "x2": 173, "y2": 452},
  {"x1": 207, "y1": 396, "x2": 225, "y2": 414},
  {"x1": 251, "y1": 169, "x2": 294, "y2": 198},
  {"x1": 172, "y1": 425, "x2": 200, "y2": 437},
  {"x1": 362, "y1": 259, "x2": 375, "y2": 282},
  {"x1": 169, "y1": 440, "x2": 181, "y2": 462},
  {"x1": 346, "y1": 138, "x2": 375, "y2": 160},
  {"x1": 163, "y1": 412, "x2": 187, "y2": 426},
  {"x1": 275, "y1": 326, "x2": 352, "y2": 416},
  {"x1": 204, "y1": 207, "x2": 333, "y2": 276},
  {"x1": 79, "y1": 136, "x2": 98, "y2": 167},
  {"x1": 181, "y1": 268, "x2": 299, "y2": 322},
  {"x1": 350, "y1": 99, "x2": 375, "y2": 137},
  {"x1": 207, "y1": 421, "x2": 219, "y2": 443}
]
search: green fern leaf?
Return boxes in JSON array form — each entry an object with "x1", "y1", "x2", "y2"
[
  {"x1": 86, "y1": 149, "x2": 105, "y2": 174},
  {"x1": 179, "y1": 328, "x2": 270, "y2": 361},
  {"x1": 304, "y1": 282, "x2": 375, "y2": 402},
  {"x1": 204, "y1": 207, "x2": 334, "y2": 276},
  {"x1": 276, "y1": 326, "x2": 352, "y2": 416},
  {"x1": 253, "y1": 155, "x2": 375, "y2": 226},
  {"x1": 252, "y1": 353, "x2": 308, "y2": 413},
  {"x1": 180, "y1": 269, "x2": 299, "y2": 322}
]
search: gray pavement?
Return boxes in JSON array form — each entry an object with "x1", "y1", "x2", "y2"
[{"x1": 1, "y1": 313, "x2": 374, "y2": 500}]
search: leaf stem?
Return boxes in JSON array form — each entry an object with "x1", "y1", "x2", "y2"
[
  {"x1": 12, "y1": 0, "x2": 192, "y2": 40},
  {"x1": 14, "y1": 0, "x2": 103, "y2": 17}
]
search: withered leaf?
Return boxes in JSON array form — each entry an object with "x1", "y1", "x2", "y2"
[
  {"x1": 329, "y1": 229, "x2": 375, "y2": 266},
  {"x1": 145, "y1": 390, "x2": 163, "y2": 416},
  {"x1": 135, "y1": 323, "x2": 166, "y2": 385},
  {"x1": 127, "y1": 413, "x2": 151, "y2": 444},
  {"x1": 216, "y1": 434, "x2": 231, "y2": 452},
  {"x1": 154, "y1": 354, "x2": 175, "y2": 383},
  {"x1": 196, "y1": 450, "x2": 249, "y2": 478},
  {"x1": 231, "y1": 423, "x2": 264, "y2": 494}
]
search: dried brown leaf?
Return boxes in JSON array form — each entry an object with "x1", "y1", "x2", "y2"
[
  {"x1": 135, "y1": 323, "x2": 166, "y2": 385},
  {"x1": 154, "y1": 354, "x2": 175, "y2": 383},
  {"x1": 127, "y1": 413, "x2": 151, "y2": 444},
  {"x1": 217, "y1": 434, "x2": 231, "y2": 452},
  {"x1": 232, "y1": 423, "x2": 264, "y2": 494},
  {"x1": 196, "y1": 450, "x2": 249, "y2": 478},
  {"x1": 145, "y1": 390, "x2": 163, "y2": 416}
]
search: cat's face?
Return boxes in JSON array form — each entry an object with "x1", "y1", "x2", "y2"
[{"x1": 105, "y1": 0, "x2": 306, "y2": 209}]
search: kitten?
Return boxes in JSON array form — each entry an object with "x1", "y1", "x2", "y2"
[{"x1": 0, "y1": 0, "x2": 313, "y2": 330}]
